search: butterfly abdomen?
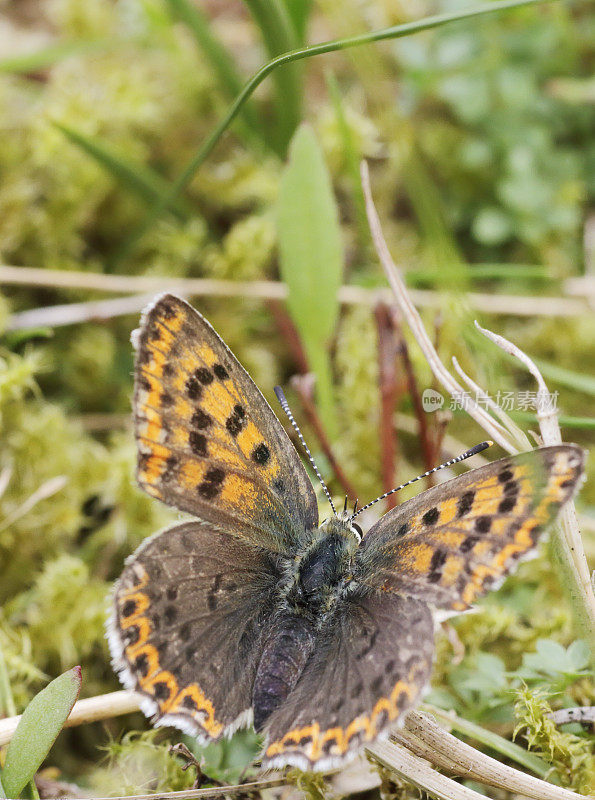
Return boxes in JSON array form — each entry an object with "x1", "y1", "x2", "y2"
[{"x1": 252, "y1": 613, "x2": 317, "y2": 732}]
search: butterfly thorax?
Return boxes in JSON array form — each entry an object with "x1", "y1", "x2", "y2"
[{"x1": 252, "y1": 518, "x2": 358, "y2": 732}]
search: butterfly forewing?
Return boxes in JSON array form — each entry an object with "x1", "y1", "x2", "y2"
[
  {"x1": 261, "y1": 589, "x2": 434, "y2": 771},
  {"x1": 133, "y1": 294, "x2": 318, "y2": 553},
  {"x1": 108, "y1": 522, "x2": 281, "y2": 741},
  {"x1": 354, "y1": 445, "x2": 585, "y2": 611}
]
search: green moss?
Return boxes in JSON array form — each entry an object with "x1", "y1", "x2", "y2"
[
  {"x1": 334, "y1": 304, "x2": 380, "y2": 501},
  {"x1": 514, "y1": 686, "x2": 595, "y2": 793},
  {"x1": 89, "y1": 730, "x2": 197, "y2": 796}
]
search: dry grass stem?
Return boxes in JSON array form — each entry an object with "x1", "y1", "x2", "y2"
[
  {"x1": 547, "y1": 707, "x2": 595, "y2": 727},
  {"x1": 396, "y1": 711, "x2": 589, "y2": 800},
  {"x1": 367, "y1": 737, "x2": 493, "y2": 800},
  {"x1": 74, "y1": 778, "x2": 287, "y2": 800},
  {"x1": 360, "y1": 161, "x2": 518, "y2": 453},
  {"x1": 451, "y1": 355, "x2": 530, "y2": 450},
  {"x1": 1, "y1": 267, "x2": 592, "y2": 329},
  {"x1": 0, "y1": 690, "x2": 141, "y2": 746}
]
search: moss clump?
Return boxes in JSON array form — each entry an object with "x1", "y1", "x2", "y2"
[{"x1": 514, "y1": 686, "x2": 595, "y2": 793}]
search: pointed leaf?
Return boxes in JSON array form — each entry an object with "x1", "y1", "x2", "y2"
[
  {"x1": 2, "y1": 667, "x2": 81, "y2": 799},
  {"x1": 277, "y1": 124, "x2": 344, "y2": 434},
  {"x1": 53, "y1": 123, "x2": 192, "y2": 219}
]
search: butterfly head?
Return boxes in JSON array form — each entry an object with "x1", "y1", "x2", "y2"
[{"x1": 319, "y1": 513, "x2": 362, "y2": 547}]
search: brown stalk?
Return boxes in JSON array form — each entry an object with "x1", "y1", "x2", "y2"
[
  {"x1": 290, "y1": 374, "x2": 358, "y2": 501},
  {"x1": 391, "y1": 309, "x2": 434, "y2": 480},
  {"x1": 266, "y1": 298, "x2": 310, "y2": 374},
  {"x1": 374, "y1": 302, "x2": 401, "y2": 509}
]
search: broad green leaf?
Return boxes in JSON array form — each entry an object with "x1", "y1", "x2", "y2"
[
  {"x1": 2, "y1": 667, "x2": 81, "y2": 800},
  {"x1": 54, "y1": 123, "x2": 192, "y2": 219},
  {"x1": 277, "y1": 124, "x2": 344, "y2": 435}
]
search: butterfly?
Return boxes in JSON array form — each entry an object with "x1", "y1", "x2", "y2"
[{"x1": 107, "y1": 293, "x2": 585, "y2": 772}]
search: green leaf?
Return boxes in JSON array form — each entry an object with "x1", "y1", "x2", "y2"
[
  {"x1": 0, "y1": 40, "x2": 108, "y2": 74},
  {"x1": 280, "y1": 0, "x2": 312, "y2": 43},
  {"x1": 277, "y1": 124, "x2": 344, "y2": 435},
  {"x1": 243, "y1": 0, "x2": 303, "y2": 153},
  {"x1": 509, "y1": 411, "x2": 595, "y2": 430},
  {"x1": 53, "y1": 122, "x2": 192, "y2": 219},
  {"x1": 1, "y1": 667, "x2": 82, "y2": 800},
  {"x1": 533, "y1": 358, "x2": 595, "y2": 397}
]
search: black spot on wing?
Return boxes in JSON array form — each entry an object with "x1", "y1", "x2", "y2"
[
  {"x1": 475, "y1": 516, "x2": 492, "y2": 534},
  {"x1": 457, "y1": 490, "x2": 475, "y2": 518},
  {"x1": 213, "y1": 363, "x2": 229, "y2": 380},
  {"x1": 226, "y1": 404, "x2": 246, "y2": 437},
  {"x1": 195, "y1": 367, "x2": 214, "y2": 385},
  {"x1": 189, "y1": 431, "x2": 208, "y2": 457},
  {"x1": 428, "y1": 549, "x2": 447, "y2": 583},
  {"x1": 191, "y1": 408, "x2": 211, "y2": 429},
  {"x1": 251, "y1": 443, "x2": 270, "y2": 465},
  {"x1": 422, "y1": 507, "x2": 439, "y2": 526}
]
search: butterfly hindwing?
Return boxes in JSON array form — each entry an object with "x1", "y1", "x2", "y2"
[
  {"x1": 354, "y1": 445, "x2": 585, "y2": 611},
  {"x1": 261, "y1": 589, "x2": 434, "y2": 771},
  {"x1": 133, "y1": 294, "x2": 318, "y2": 553},
  {"x1": 108, "y1": 521, "x2": 281, "y2": 741}
]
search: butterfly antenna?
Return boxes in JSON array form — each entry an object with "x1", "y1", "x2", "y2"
[
  {"x1": 274, "y1": 386, "x2": 337, "y2": 516},
  {"x1": 351, "y1": 441, "x2": 493, "y2": 520}
]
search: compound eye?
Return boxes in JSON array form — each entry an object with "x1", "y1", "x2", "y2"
[{"x1": 350, "y1": 522, "x2": 363, "y2": 541}]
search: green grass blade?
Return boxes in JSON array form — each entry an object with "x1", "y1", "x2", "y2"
[
  {"x1": 277, "y1": 124, "x2": 343, "y2": 435},
  {"x1": 0, "y1": 640, "x2": 16, "y2": 717},
  {"x1": 532, "y1": 358, "x2": 595, "y2": 397},
  {"x1": 0, "y1": 40, "x2": 108, "y2": 74},
  {"x1": 0, "y1": 773, "x2": 6, "y2": 799},
  {"x1": 113, "y1": 0, "x2": 552, "y2": 266},
  {"x1": 279, "y1": 0, "x2": 313, "y2": 44},
  {"x1": 407, "y1": 264, "x2": 549, "y2": 285},
  {"x1": 53, "y1": 122, "x2": 192, "y2": 219},
  {"x1": 1, "y1": 667, "x2": 82, "y2": 800},
  {"x1": 163, "y1": 0, "x2": 263, "y2": 142},
  {"x1": 243, "y1": 0, "x2": 302, "y2": 153},
  {"x1": 509, "y1": 411, "x2": 595, "y2": 430},
  {"x1": 424, "y1": 705, "x2": 550, "y2": 777}
]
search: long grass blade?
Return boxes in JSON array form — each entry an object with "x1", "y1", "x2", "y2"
[
  {"x1": 0, "y1": 40, "x2": 108, "y2": 74},
  {"x1": 54, "y1": 122, "x2": 192, "y2": 219},
  {"x1": 243, "y1": 0, "x2": 302, "y2": 154},
  {"x1": 163, "y1": 0, "x2": 263, "y2": 143},
  {"x1": 112, "y1": 0, "x2": 554, "y2": 265}
]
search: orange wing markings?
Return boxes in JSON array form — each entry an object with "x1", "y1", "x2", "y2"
[
  {"x1": 458, "y1": 455, "x2": 581, "y2": 608},
  {"x1": 116, "y1": 565, "x2": 224, "y2": 739},
  {"x1": 265, "y1": 669, "x2": 421, "y2": 763}
]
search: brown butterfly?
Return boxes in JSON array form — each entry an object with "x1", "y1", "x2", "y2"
[{"x1": 108, "y1": 294, "x2": 585, "y2": 771}]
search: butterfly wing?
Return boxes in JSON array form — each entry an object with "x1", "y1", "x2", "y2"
[
  {"x1": 133, "y1": 294, "x2": 318, "y2": 553},
  {"x1": 108, "y1": 521, "x2": 281, "y2": 741},
  {"x1": 354, "y1": 445, "x2": 585, "y2": 612},
  {"x1": 261, "y1": 589, "x2": 434, "y2": 771}
]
